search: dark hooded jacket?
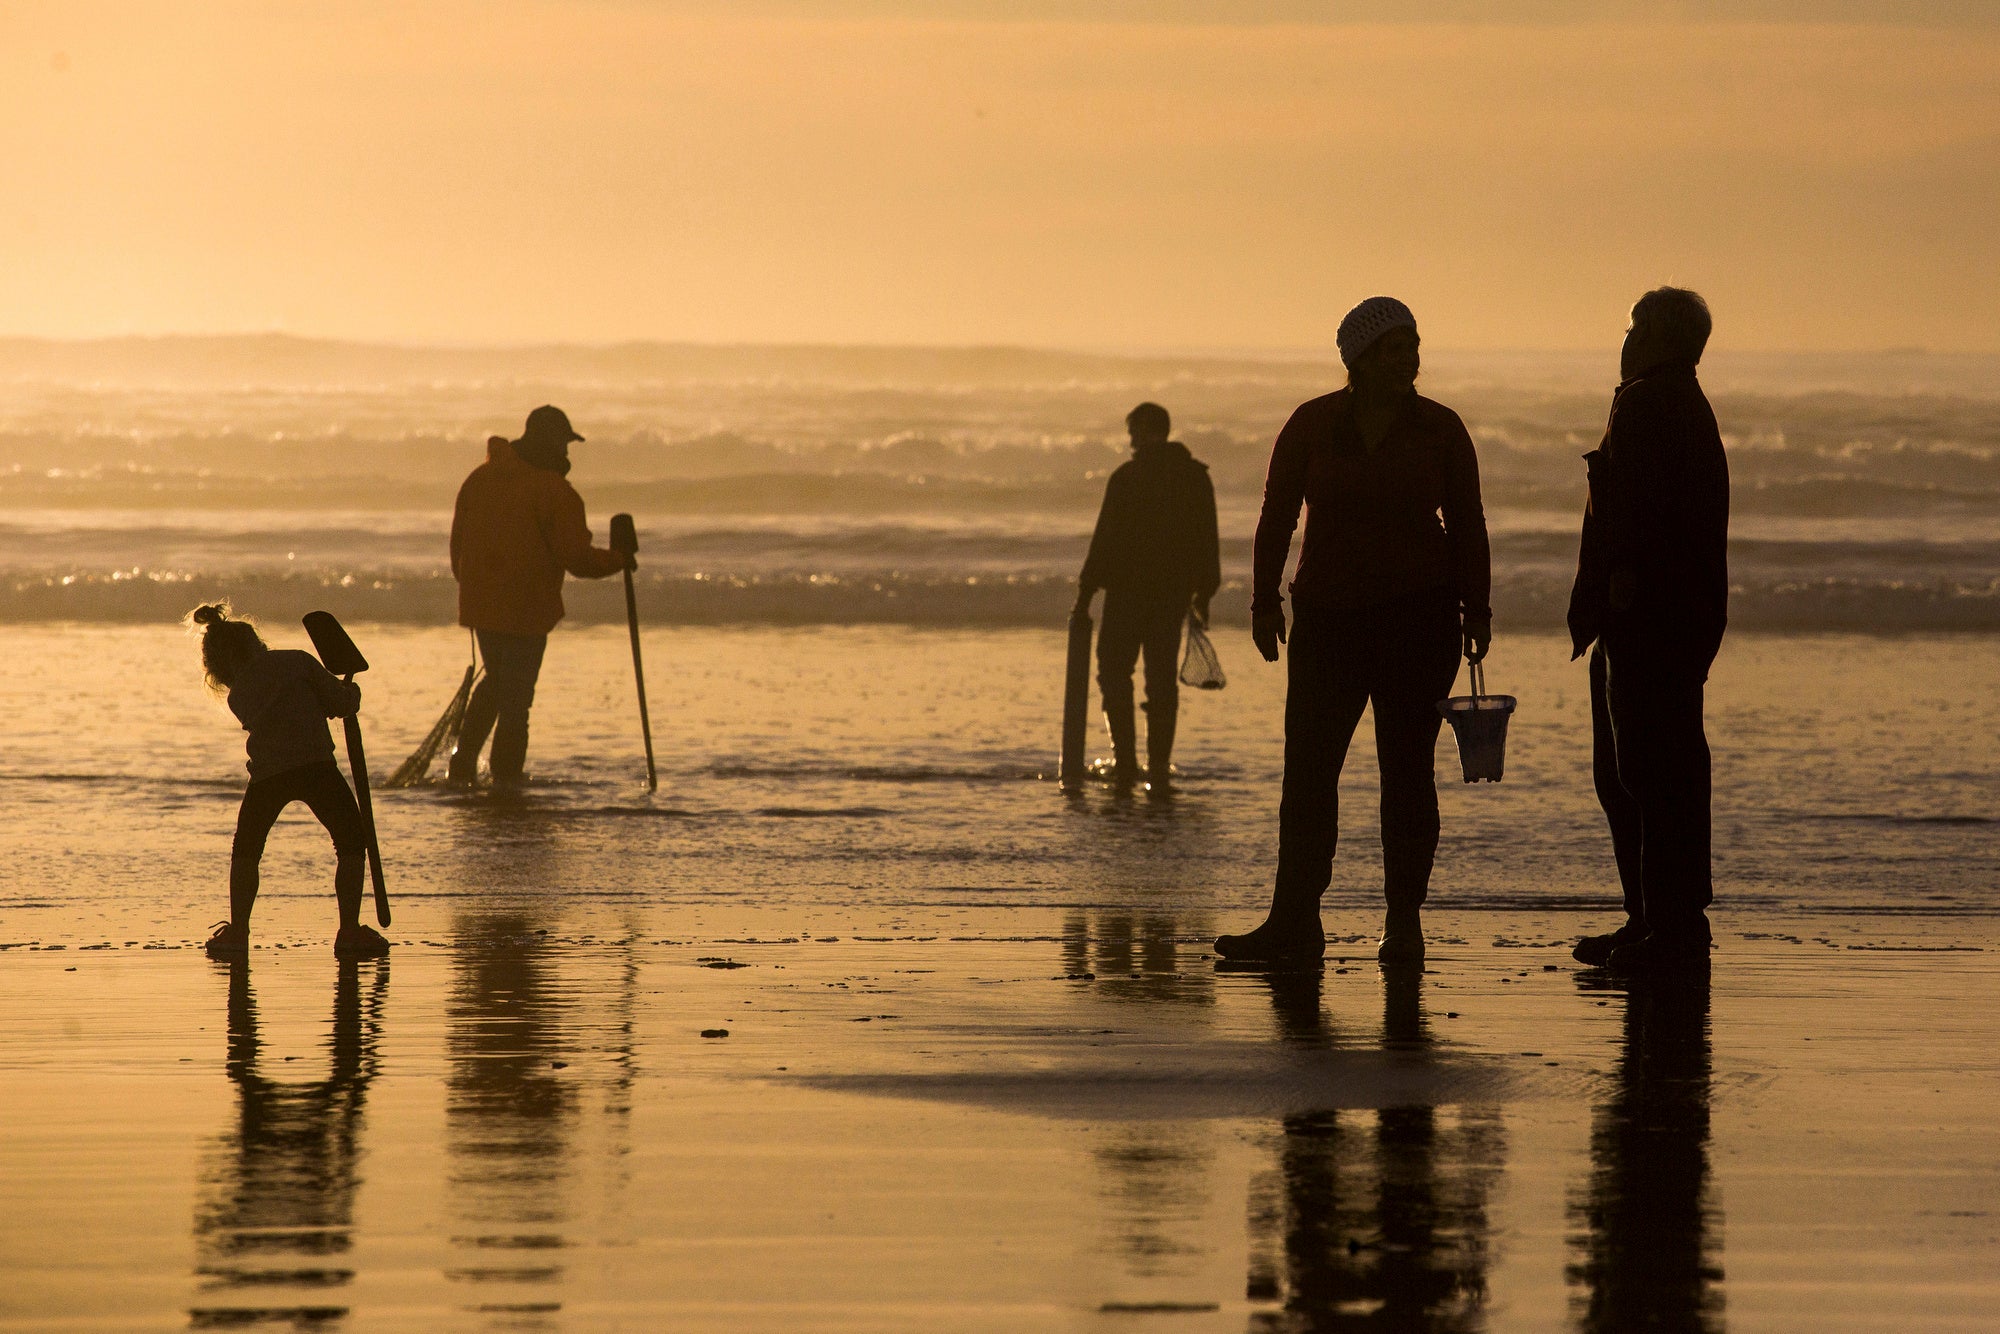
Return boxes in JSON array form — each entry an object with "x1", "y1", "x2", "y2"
[
  {"x1": 1078, "y1": 440, "x2": 1222, "y2": 606},
  {"x1": 450, "y1": 437, "x2": 627, "y2": 637},
  {"x1": 1568, "y1": 363, "x2": 1730, "y2": 669}
]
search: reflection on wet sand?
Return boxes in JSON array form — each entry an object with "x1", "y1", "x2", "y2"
[
  {"x1": 1062, "y1": 910, "x2": 1215, "y2": 1009},
  {"x1": 1240, "y1": 966, "x2": 1504, "y2": 1331},
  {"x1": 1568, "y1": 975, "x2": 1723, "y2": 1333},
  {"x1": 190, "y1": 959, "x2": 386, "y2": 1329},
  {"x1": 444, "y1": 911, "x2": 578, "y2": 1325},
  {"x1": 1068, "y1": 912, "x2": 1220, "y2": 1282}
]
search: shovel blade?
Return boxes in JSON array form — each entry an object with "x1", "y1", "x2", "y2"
[{"x1": 303, "y1": 610, "x2": 370, "y2": 676}]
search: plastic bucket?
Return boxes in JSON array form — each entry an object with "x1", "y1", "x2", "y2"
[{"x1": 1437, "y1": 661, "x2": 1517, "y2": 783}]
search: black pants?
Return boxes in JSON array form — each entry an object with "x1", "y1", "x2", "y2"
[
  {"x1": 1275, "y1": 589, "x2": 1462, "y2": 912},
  {"x1": 231, "y1": 760, "x2": 366, "y2": 926},
  {"x1": 453, "y1": 629, "x2": 548, "y2": 782},
  {"x1": 1591, "y1": 641, "x2": 1714, "y2": 940},
  {"x1": 1097, "y1": 594, "x2": 1184, "y2": 728}
]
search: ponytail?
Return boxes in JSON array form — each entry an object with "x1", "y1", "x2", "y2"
[{"x1": 186, "y1": 602, "x2": 266, "y2": 692}]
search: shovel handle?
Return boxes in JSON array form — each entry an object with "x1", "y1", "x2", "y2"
[{"x1": 341, "y1": 674, "x2": 391, "y2": 927}]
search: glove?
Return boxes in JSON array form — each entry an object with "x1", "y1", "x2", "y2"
[
  {"x1": 1252, "y1": 609, "x2": 1287, "y2": 662},
  {"x1": 1462, "y1": 616, "x2": 1491, "y2": 664}
]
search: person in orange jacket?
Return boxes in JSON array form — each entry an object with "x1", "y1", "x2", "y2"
[{"x1": 447, "y1": 405, "x2": 632, "y2": 786}]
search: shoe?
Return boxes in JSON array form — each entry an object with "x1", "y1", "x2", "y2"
[
  {"x1": 1573, "y1": 919, "x2": 1647, "y2": 967},
  {"x1": 1377, "y1": 909, "x2": 1425, "y2": 965},
  {"x1": 1215, "y1": 918, "x2": 1326, "y2": 963},
  {"x1": 203, "y1": 921, "x2": 248, "y2": 960},
  {"x1": 1605, "y1": 933, "x2": 1710, "y2": 974},
  {"x1": 333, "y1": 924, "x2": 392, "y2": 959}
]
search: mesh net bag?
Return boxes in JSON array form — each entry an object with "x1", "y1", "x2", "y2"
[
  {"x1": 1178, "y1": 614, "x2": 1227, "y2": 690},
  {"x1": 383, "y1": 658, "x2": 480, "y2": 789}
]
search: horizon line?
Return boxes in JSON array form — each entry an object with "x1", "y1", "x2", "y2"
[{"x1": 0, "y1": 331, "x2": 1989, "y2": 360}]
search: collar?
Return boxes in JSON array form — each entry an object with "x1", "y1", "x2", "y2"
[{"x1": 1616, "y1": 360, "x2": 1699, "y2": 393}]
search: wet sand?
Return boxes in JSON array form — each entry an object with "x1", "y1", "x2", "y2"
[{"x1": 3, "y1": 907, "x2": 1995, "y2": 1332}]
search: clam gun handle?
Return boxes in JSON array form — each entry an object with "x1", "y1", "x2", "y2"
[{"x1": 609, "y1": 514, "x2": 657, "y2": 792}]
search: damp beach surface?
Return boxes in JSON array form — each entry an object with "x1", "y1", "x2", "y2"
[{"x1": 2, "y1": 624, "x2": 1998, "y2": 1330}]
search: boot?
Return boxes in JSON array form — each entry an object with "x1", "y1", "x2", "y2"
[
  {"x1": 1573, "y1": 917, "x2": 1647, "y2": 967},
  {"x1": 1377, "y1": 905, "x2": 1425, "y2": 965},
  {"x1": 1104, "y1": 701, "x2": 1141, "y2": 787},
  {"x1": 488, "y1": 709, "x2": 531, "y2": 786},
  {"x1": 1145, "y1": 701, "x2": 1178, "y2": 792},
  {"x1": 450, "y1": 677, "x2": 501, "y2": 785},
  {"x1": 1214, "y1": 885, "x2": 1325, "y2": 962},
  {"x1": 444, "y1": 742, "x2": 481, "y2": 787}
]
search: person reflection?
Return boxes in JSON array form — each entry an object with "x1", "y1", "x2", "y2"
[
  {"x1": 1061, "y1": 910, "x2": 1216, "y2": 1009},
  {"x1": 190, "y1": 959, "x2": 386, "y2": 1328},
  {"x1": 444, "y1": 911, "x2": 577, "y2": 1318},
  {"x1": 1065, "y1": 912, "x2": 1218, "y2": 1279},
  {"x1": 1238, "y1": 967, "x2": 1500, "y2": 1331},
  {"x1": 1567, "y1": 974, "x2": 1723, "y2": 1332}
]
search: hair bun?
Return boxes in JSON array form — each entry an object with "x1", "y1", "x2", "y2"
[{"x1": 192, "y1": 604, "x2": 224, "y2": 626}]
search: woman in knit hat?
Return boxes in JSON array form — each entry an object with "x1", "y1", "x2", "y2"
[{"x1": 1216, "y1": 297, "x2": 1492, "y2": 965}]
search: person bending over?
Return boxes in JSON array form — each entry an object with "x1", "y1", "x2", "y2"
[
  {"x1": 191, "y1": 603, "x2": 389, "y2": 960},
  {"x1": 1215, "y1": 298, "x2": 1491, "y2": 966},
  {"x1": 1073, "y1": 401, "x2": 1222, "y2": 790},
  {"x1": 1569, "y1": 288, "x2": 1729, "y2": 974},
  {"x1": 447, "y1": 405, "x2": 633, "y2": 787}
]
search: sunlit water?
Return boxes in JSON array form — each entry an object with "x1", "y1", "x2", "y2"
[{"x1": 2, "y1": 344, "x2": 1997, "y2": 1329}]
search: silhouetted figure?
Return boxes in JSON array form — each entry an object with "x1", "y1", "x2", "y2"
[
  {"x1": 1567, "y1": 974, "x2": 1723, "y2": 1331},
  {"x1": 1568, "y1": 289, "x2": 1729, "y2": 974},
  {"x1": 1240, "y1": 968, "x2": 1501, "y2": 1329},
  {"x1": 1074, "y1": 402, "x2": 1222, "y2": 791},
  {"x1": 189, "y1": 603, "x2": 389, "y2": 961},
  {"x1": 190, "y1": 960, "x2": 386, "y2": 1328},
  {"x1": 447, "y1": 405, "x2": 632, "y2": 787},
  {"x1": 1217, "y1": 299, "x2": 1491, "y2": 965}
]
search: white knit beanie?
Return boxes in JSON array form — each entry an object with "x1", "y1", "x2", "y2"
[{"x1": 1335, "y1": 296, "x2": 1418, "y2": 368}]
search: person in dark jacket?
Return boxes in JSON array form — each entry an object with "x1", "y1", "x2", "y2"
[
  {"x1": 1568, "y1": 287, "x2": 1730, "y2": 973},
  {"x1": 1073, "y1": 402, "x2": 1222, "y2": 789},
  {"x1": 1215, "y1": 298, "x2": 1491, "y2": 966},
  {"x1": 447, "y1": 405, "x2": 632, "y2": 787}
]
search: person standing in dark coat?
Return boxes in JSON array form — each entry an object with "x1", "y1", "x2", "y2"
[
  {"x1": 1074, "y1": 402, "x2": 1222, "y2": 790},
  {"x1": 447, "y1": 405, "x2": 632, "y2": 787},
  {"x1": 1569, "y1": 288, "x2": 1730, "y2": 973},
  {"x1": 1215, "y1": 298, "x2": 1491, "y2": 966}
]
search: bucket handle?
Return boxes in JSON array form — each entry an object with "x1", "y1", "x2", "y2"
[{"x1": 1468, "y1": 659, "x2": 1485, "y2": 702}]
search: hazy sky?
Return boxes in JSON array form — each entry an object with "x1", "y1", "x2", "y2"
[{"x1": 4, "y1": 2, "x2": 1996, "y2": 350}]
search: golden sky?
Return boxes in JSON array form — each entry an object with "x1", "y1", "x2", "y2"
[{"x1": 4, "y1": 2, "x2": 1997, "y2": 350}]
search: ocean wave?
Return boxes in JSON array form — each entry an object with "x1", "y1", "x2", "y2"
[{"x1": 3, "y1": 566, "x2": 1996, "y2": 631}]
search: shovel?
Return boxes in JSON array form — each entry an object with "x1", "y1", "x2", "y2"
[
  {"x1": 1059, "y1": 609, "x2": 1093, "y2": 791},
  {"x1": 302, "y1": 611, "x2": 391, "y2": 927}
]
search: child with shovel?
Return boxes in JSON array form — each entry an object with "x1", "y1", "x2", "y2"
[{"x1": 189, "y1": 604, "x2": 391, "y2": 961}]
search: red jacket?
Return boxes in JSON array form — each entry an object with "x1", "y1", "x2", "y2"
[{"x1": 450, "y1": 439, "x2": 626, "y2": 637}]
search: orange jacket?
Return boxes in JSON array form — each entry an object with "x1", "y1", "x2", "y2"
[{"x1": 450, "y1": 439, "x2": 627, "y2": 637}]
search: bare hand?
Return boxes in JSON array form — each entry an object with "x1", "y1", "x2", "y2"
[
  {"x1": 1462, "y1": 617, "x2": 1491, "y2": 664},
  {"x1": 1073, "y1": 586, "x2": 1094, "y2": 616},
  {"x1": 1190, "y1": 593, "x2": 1211, "y2": 627},
  {"x1": 1252, "y1": 609, "x2": 1287, "y2": 662},
  {"x1": 621, "y1": 551, "x2": 638, "y2": 573}
]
